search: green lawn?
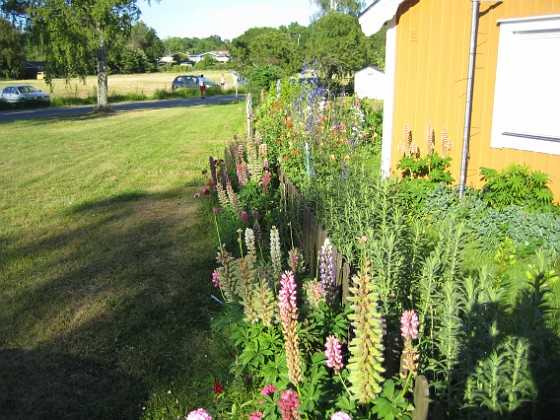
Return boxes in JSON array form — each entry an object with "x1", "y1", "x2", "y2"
[{"x1": 0, "y1": 103, "x2": 245, "y2": 418}]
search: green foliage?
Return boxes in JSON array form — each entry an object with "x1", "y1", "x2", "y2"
[
  {"x1": 0, "y1": 16, "x2": 25, "y2": 79},
  {"x1": 480, "y1": 164, "x2": 556, "y2": 212},
  {"x1": 306, "y1": 12, "x2": 369, "y2": 86}
]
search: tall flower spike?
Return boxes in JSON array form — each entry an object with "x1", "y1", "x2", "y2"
[
  {"x1": 400, "y1": 309, "x2": 420, "y2": 379},
  {"x1": 441, "y1": 127, "x2": 452, "y2": 157},
  {"x1": 426, "y1": 121, "x2": 435, "y2": 154},
  {"x1": 270, "y1": 226, "x2": 282, "y2": 280},
  {"x1": 215, "y1": 248, "x2": 237, "y2": 301},
  {"x1": 346, "y1": 262, "x2": 385, "y2": 403},
  {"x1": 303, "y1": 278, "x2": 325, "y2": 308},
  {"x1": 288, "y1": 247, "x2": 305, "y2": 274},
  {"x1": 278, "y1": 389, "x2": 300, "y2": 420},
  {"x1": 245, "y1": 228, "x2": 257, "y2": 265},
  {"x1": 216, "y1": 182, "x2": 229, "y2": 210},
  {"x1": 319, "y1": 238, "x2": 337, "y2": 305},
  {"x1": 278, "y1": 270, "x2": 302, "y2": 385},
  {"x1": 325, "y1": 335, "x2": 344, "y2": 374}
]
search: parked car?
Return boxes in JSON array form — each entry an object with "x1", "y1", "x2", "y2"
[
  {"x1": 0, "y1": 85, "x2": 50, "y2": 104},
  {"x1": 171, "y1": 75, "x2": 220, "y2": 90}
]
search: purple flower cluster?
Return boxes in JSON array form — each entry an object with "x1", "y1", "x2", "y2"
[{"x1": 319, "y1": 239, "x2": 337, "y2": 304}]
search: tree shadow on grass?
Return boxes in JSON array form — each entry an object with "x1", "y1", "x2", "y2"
[
  {"x1": 0, "y1": 349, "x2": 147, "y2": 420},
  {"x1": 0, "y1": 187, "x2": 228, "y2": 417}
]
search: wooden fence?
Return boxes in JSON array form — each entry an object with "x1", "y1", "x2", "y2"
[{"x1": 277, "y1": 167, "x2": 352, "y2": 303}]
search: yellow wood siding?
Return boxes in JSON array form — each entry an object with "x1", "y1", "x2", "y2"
[{"x1": 391, "y1": 0, "x2": 560, "y2": 199}]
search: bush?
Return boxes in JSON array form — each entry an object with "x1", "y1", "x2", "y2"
[{"x1": 480, "y1": 164, "x2": 556, "y2": 212}]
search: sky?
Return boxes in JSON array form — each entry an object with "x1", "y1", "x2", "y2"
[{"x1": 138, "y1": 0, "x2": 320, "y2": 41}]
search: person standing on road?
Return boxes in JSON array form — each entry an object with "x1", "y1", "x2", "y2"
[
  {"x1": 220, "y1": 74, "x2": 225, "y2": 91},
  {"x1": 198, "y1": 74, "x2": 206, "y2": 99}
]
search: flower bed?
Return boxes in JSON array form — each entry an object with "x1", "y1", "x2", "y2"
[{"x1": 191, "y1": 79, "x2": 560, "y2": 419}]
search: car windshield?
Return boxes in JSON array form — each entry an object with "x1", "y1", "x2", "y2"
[{"x1": 18, "y1": 86, "x2": 40, "y2": 93}]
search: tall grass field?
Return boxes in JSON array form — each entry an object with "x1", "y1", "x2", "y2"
[{"x1": 0, "y1": 103, "x2": 245, "y2": 418}]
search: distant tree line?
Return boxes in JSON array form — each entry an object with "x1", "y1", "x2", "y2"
[{"x1": 0, "y1": 0, "x2": 384, "y2": 106}]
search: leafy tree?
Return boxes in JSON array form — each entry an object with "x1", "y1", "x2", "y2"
[
  {"x1": 306, "y1": 12, "x2": 369, "y2": 89},
  {"x1": 128, "y1": 20, "x2": 163, "y2": 66},
  {"x1": 232, "y1": 27, "x2": 300, "y2": 76},
  {"x1": 28, "y1": 0, "x2": 157, "y2": 110},
  {"x1": 0, "y1": 15, "x2": 25, "y2": 78},
  {"x1": 312, "y1": 0, "x2": 365, "y2": 17},
  {"x1": 162, "y1": 36, "x2": 187, "y2": 53}
]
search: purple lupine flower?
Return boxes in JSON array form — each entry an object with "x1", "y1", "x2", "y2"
[
  {"x1": 319, "y1": 239, "x2": 336, "y2": 304},
  {"x1": 325, "y1": 335, "x2": 344, "y2": 374},
  {"x1": 241, "y1": 211, "x2": 249, "y2": 224},
  {"x1": 209, "y1": 156, "x2": 217, "y2": 185}
]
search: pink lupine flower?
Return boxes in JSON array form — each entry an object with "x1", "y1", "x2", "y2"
[
  {"x1": 261, "y1": 384, "x2": 278, "y2": 395},
  {"x1": 193, "y1": 192, "x2": 201, "y2": 198},
  {"x1": 241, "y1": 211, "x2": 249, "y2": 224},
  {"x1": 186, "y1": 408, "x2": 212, "y2": 420},
  {"x1": 250, "y1": 413, "x2": 263, "y2": 420},
  {"x1": 279, "y1": 270, "x2": 302, "y2": 384},
  {"x1": 261, "y1": 170, "x2": 271, "y2": 194},
  {"x1": 400, "y1": 310, "x2": 419, "y2": 340},
  {"x1": 331, "y1": 412, "x2": 352, "y2": 420},
  {"x1": 211, "y1": 269, "x2": 220, "y2": 288},
  {"x1": 202, "y1": 187, "x2": 210, "y2": 195},
  {"x1": 278, "y1": 389, "x2": 300, "y2": 420},
  {"x1": 325, "y1": 335, "x2": 344, "y2": 374}
]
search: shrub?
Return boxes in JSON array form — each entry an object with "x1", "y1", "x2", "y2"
[{"x1": 480, "y1": 164, "x2": 556, "y2": 212}]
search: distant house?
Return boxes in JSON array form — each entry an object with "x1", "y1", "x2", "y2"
[
  {"x1": 360, "y1": 0, "x2": 560, "y2": 199},
  {"x1": 24, "y1": 61, "x2": 46, "y2": 79},
  {"x1": 188, "y1": 51, "x2": 230, "y2": 64},
  {"x1": 354, "y1": 66, "x2": 384, "y2": 100}
]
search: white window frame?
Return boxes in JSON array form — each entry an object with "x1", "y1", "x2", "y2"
[{"x1": 491, "y1": 14, "x2": 560, "y2": 155}]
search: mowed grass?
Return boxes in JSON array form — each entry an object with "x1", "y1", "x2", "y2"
[{"x1": 0, "y1": 103, "x2": 245, "y2": 418}]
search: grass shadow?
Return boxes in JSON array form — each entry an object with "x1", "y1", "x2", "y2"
[
  {"x1": 1, "y1": 187, "x2": 227, "y2": 417},
  {"x1": 0, "y1": 349, "x2": 147, "y2": 420}
]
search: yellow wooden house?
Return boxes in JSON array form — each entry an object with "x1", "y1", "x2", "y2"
[{"x1": 359, "y1": 0, "x2": 560, "y2": 199}]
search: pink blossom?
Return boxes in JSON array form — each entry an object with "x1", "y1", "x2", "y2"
[
  {"x1": 241, "y1": 211, "x2": 249, "y2": 224},
  {"x1": 193, "y1": 192, "x2": 201, "y2": 198},
  {"x1": 186, "y1": 408, "x2": 212, "y2": 420},
  {"x1": 400, "y1": 310, "x2": 419, "y2": 340},
  {"x1": 261, "y1": 384, "x2": 278, "y2": 395},
  {"x1": 278, "y1": 389, "x2": 300, "y2": 420},
  {"x1": 279, "y1": 270, "x2": 302, "y2": 384},
  {"x1": 203, "y1": 188, "x2": 210, "y2": 195},
  {"x1": 250, "y1": 413, "x2": 263, "y2": 420},
  {"x1": 325, "y1": 335, "x2": 344, "y2": 374},
  {"x1": 331, "y1": 412, "x2": 352, "y2": 420},
  {"x1": 211, "y1": 270, "x2": 220, "y2": 288}
]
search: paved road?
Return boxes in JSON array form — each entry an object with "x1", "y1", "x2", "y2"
[{"x1": 0, "y1": 94, "x2": 246, "y2": 123}]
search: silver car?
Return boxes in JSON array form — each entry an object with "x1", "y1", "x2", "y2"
[{"x1": 0, "y1": 85, "x2": 50, "y2": 103}]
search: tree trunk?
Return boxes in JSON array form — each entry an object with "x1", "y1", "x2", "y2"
[{"x1": 96, "y1": 29, "x2": 109, "y2": 111}]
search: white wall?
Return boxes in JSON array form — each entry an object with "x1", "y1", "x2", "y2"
[{"x1": 354, "y1": 67, "x2": 385, "y2": 99}]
